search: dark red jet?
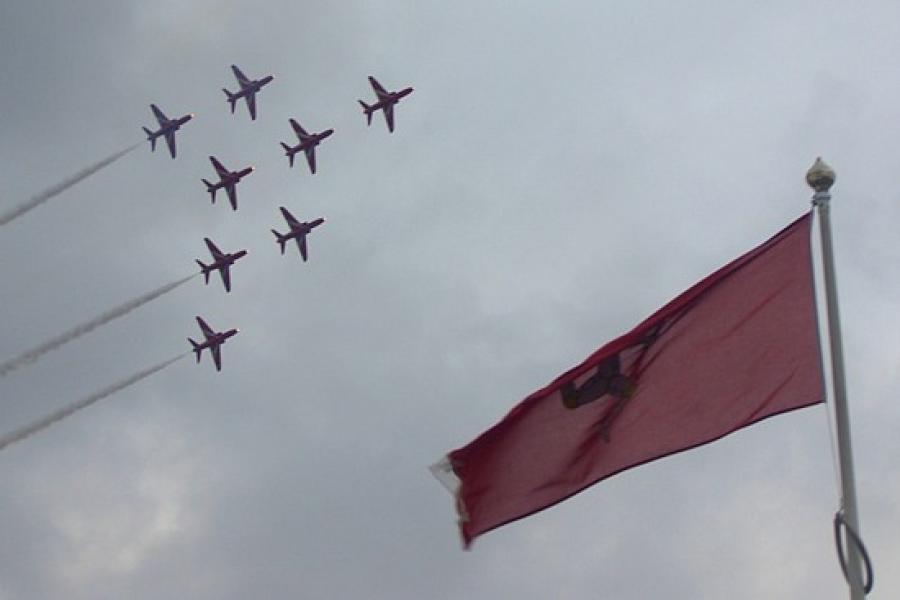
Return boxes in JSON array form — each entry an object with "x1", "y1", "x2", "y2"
[
  {"x1": 189, "y1": 316, "x2": 238, "y2": 372},
  {"x1": 222, "y1": 64, "x2": 274, "y2": 121},
  {"x1": 271, "y1": 206, "x2": 325, "y2": 262},
  {"x1": 280, "y1": 119, "x2": 334, "y2": 174},
  {"x1": 196, "y1": 238, "x2": 247, "y2": 293},
  {"x1": 142, "y1": 104, "x2": 193, "y2": 158},
  {"x1": 358, "y1": 76, "x2": 413, "y2": 133},
  {"x1": 202, "y1": 156, "x2": 254, "y2": 210}
]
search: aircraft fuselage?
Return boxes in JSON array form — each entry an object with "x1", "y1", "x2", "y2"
[
  {"x1": 288, "y1": 217, "x2": 325, "y2": 238},
  {"x1": 236, "y1": 75, "x2": 274, "y2": 97},
  {"x1": 275, "y1": 217, "x2": 325, "y2": 247},
  {"x1": 208, "y1": 250, "x2": 247, "y2": 271},
  {"x1": 286, "y1": 129, "x2": 333, "y2": 154},
  {"x1": 197, "y1": 328, "x2": 238, "y2": 351},
  {"x1": 372, "y1": 87, "x2": 413, "y2": 110},
  {"x1": 209, "y1": 167, "x2": 254, "y2": 190},
  {"x1": 147, "y1": 114, "x2": 192, "y2": 139}
]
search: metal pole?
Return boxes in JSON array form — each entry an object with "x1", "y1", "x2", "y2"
[{"x1": 806, "y1": 157, "x2": 865, "y2": 599}]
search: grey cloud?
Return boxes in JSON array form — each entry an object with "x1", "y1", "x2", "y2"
[{"x1": 1, "y1": 2, "x2": 899, "y2": 599}]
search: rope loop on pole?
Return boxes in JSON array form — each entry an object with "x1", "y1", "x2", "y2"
[{"x1": 833, "y1": 509, "x2": 874, "y2": 594}]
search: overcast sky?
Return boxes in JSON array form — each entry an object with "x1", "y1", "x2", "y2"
[{"x1": 1, "y1": 2, "x2": 898, "y2": 598}]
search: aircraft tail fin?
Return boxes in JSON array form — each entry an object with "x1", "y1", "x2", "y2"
[
  {"x1": 280, "y1": 143, "x2": 294, "y2": 167},
  {"x1": 143, "y1": 127, "x2": 156, "y2": 150},
  {"x1": 272, "y1": 229, "x2": 287, "y2": 255},
  {"x1": 202, "y1": 179, "x2": 217, "y2": 202},
  {"x1": 188, "y1": 338, "x2": 202, "y2": 362},
  {"x1": 196, "y1": 260, "x2": 210, "y2": 283},
  {"x1": 358, "y1": 100, "x2": 373, "y2": 125},
  {"x1": 223, "y1": 88, "x2": 238, "y2": 113}
]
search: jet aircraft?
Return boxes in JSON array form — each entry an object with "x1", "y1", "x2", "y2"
[
  {"x1": 271, "y1": 206, "x2": 325, "y2": 261},
  {"x1": 189, "y1": 316, "x2": 238, "y2": 372},
  {"x1": 142, "y1": 104, "x2": 193, "y2": 158},
  {"x1": 358, "y1": 76, "x2": 413, "y2": 133},
  {"x1": 196, "y1": 238, "x2": 247, "y2": 293},
  {"x1": 222, "y1": 64, "x2": 274, "y2": 121},
  {"x1": 280, "y1": 119, "x2": 334, "y2": 174},
  {"x1": 201, "y1": 156, "x2": 254, "y2": 210}
]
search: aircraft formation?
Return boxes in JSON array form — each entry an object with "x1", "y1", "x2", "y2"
[{"x1": 142, "y1": 66, "x2": 414, "y2": 372}]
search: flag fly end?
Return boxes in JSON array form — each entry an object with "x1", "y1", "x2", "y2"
[{"x1": 430, "y1": 457, "x2": 474, "y2": 548}]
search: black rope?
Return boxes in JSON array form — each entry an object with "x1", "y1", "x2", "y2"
[{"x1": 833, "y1": 510, "x2": 874, "y2": 594}]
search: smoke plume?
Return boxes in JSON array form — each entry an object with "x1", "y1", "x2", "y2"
[
  {"x1": 0, "y1": 142, "x2": 140, "y2": 226},
  {"x1": 0, "y1": 274, "x2": 196, "y2": 377},
  {"x1": 0, "y1": 354, "x2": 185, "y2": 452}
]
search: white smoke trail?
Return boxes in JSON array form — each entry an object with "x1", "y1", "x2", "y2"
[
  {"x1": 0, "y1": 142, "x2": 141, "y2": 226},
  {"x1": 0, "y1": 274, "x2": 197, "y2": 377},
  {"x1": 0, "y1": 354, "x2": 186, "y2": 453}
]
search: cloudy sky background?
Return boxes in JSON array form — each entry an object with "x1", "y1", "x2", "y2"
[{"x1": 1, "y1": 1, "x2": 898, "y2": 598}]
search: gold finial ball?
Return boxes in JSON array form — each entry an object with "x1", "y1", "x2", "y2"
[{"x1": 806, "y1": 157, "x2": 836, "y2": 192}]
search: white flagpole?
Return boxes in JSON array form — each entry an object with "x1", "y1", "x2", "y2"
[{"x1": 806, "y1": 158, "x2": 868, "y2": 598}]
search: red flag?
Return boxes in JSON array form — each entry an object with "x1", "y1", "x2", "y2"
[{"x1": 441, "y1": 212, "x2": 824, "y2": 547}]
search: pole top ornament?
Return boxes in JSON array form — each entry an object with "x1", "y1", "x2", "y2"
[{"x1": 806, "y1": 157, "x2": 836, "y2": 193}]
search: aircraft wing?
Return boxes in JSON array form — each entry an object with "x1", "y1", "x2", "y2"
[
  {"x1": 245, "y1": 92, "x2": 257, "y2": 120},
  {"x1": 211, "y1": 344, "x2": 222, "y2": 371},
  {"x1": 383, "y1": 104, "x2": 395, "y2": 133},
  {"x1": 219, "y1": 265, "x2": 232, "y2": 293},
  {"x1": 204, "y1": 237, "x2": 224, "y2": 259},
  {"x1": 165, "y1": 131, "x2": 177, "y2": 158},
  {"x1": 304, "y1": 147, "x2": 317, "y2": 174},
  {"x1": 225, "y1": 183, "x2": 238, "y2": 210},
  {"x1": 231, "y1": 64, "x2": 251, "y2": 87},
  {"x1": 280, "y1": 206, "x2": 301, "y2": 228},
  {"x1": 290, "y1": 119, "x2": 309, "y2": 140},
  {"x1": 297, "y1": 235, "x2": 309, "y2": 262},
  {"x1": 151, "y1": 104, "x2": 168, "y2": 124},
  {"x1": 210, "y1": 156, "x2": 229, "y2": 177},
  {"x1": 368, "y1": 76, "x2": 389, "y2": 100},
  {"x1": 196, "y1": 316, "x2": 215, "y2": 339}
]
